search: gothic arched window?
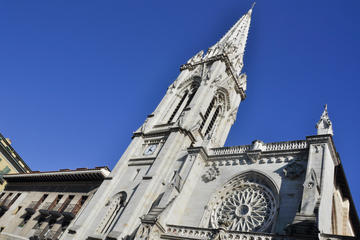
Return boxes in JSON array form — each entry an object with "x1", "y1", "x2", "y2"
[
  {"x1": 199, "y1": 98, "x2": 215, "y2": 132},
  {"x1": 205, "y1": 106, "x2": 221, "y2": 136},
  {"x1": 168, "y1": 91, "x2": 188, "y2": 123},
  {"x1": 200, "y1": 92, "x2": 225, "y2": 137},
  {"x1": 168, "y1": 82, "x2": 199, "y2": 124}
]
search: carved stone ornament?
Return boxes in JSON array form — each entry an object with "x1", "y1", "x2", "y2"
[
  {"x1": 202, "y1": 165, "x2": 220, "y2": 183},
  {"x1": 283, "y1": 162, "x2": 305, "y2": 179},
  {"x1": 304, "y1": 169, "x2": 319, "y2": 191},
  {"x1": 238, "y1": 73, "x2": 247, "y2": 91},
  {"x1": 187, "y1": 50, "x2": 204, "y2": 65},
  {"x1": 211, "y1": 228, "x2": 227, "y2": 240},
  {"x1": 246, "y1": 150, "x2": 261, "y2": 163},
  {"x1": 210, "y1": 174, "x2": 277, "y2": 232},
  {"x1": 190, "y1": 119, "x2": 202, "y2": 132},
  {"x1": 316, "y1": 104, "x2": 333, "y2": 136},
  {"x1": 134, "y1": 224, "x2": 151, "y2": 240},
  {"x1": 176, "y1": 111, "x2": 186, "y2": 128}
]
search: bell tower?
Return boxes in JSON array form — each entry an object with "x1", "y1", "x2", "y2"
[
  {"x1": 63, "y1": 5, "x2": 254, "y2": 240},
  {"x1": 138, "y1": 4, "x2": 254, "y2": 148}
]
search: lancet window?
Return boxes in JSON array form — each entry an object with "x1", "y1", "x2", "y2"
[
  {"x1": 167, "y1": 81, "x2": 199, "y2": 124},
  {"x1": 168, "y1": 91, "x2": 188, "y2": 123},
  {"x1": 200, "y1": 92, "x2": 225, "y2": 137}
]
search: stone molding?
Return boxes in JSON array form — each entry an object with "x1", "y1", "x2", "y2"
[
  {"x1": 306, "y1": 135, "x2": 339, "y2": 166},
  {"x1": 162, "y1": 225, "x2": 358, "y2": 240},
  {"x1": 211, "y1": 140, "x2": 308, "y2": 156},
  {"x1": 205, "y1": 154, "x2": 304, "y2": 167},
  {"x1": 161, "y1": 225, "x2": 321, "y2": 240},
  {"x1": 3, "y1": 167, "x2": 110, "y2": 182}
]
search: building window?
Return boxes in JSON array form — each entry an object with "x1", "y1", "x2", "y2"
[
  {"x1": 168, "y1": 91, "x2": 188, "y2": 123},
  {"x1": 13, "y1": 206, "x2": 22, "y2": 215},
  {"x1": 205, "y1": 106, "x2": 220, "y2": 136},
  {"x1": 0, "y1": 166, "x2": 10, "y2": 176},
  {"x1": 199, "y1": 92, "x2": 224, "y2": 137},
  {"x1": 168, "y1": 82, "x2": 200, "y2": 124},
  {"x1": 200, "y1": 98, "x2": 215, "y2": 132}
]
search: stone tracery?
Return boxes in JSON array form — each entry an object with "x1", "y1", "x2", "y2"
[{"x1": 209, "y1": 173, "x2": 277, "y2": 232}]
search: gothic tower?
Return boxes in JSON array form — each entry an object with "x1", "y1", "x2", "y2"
[
  {"x1": 61, "y1": 5, "x2": 359, "y2": 240},
  {"x1": 63, "y1": 6, "x2": 255, "y2": 240}
]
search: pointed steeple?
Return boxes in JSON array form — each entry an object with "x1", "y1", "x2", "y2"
[
  {"x1": 204, "y1": 3, "x2": 254, "y2": 75},
  {"x1": 182, "y1": 5, "x2": 254, "y2": 97},
  {"x1": 316, "y1": 104, "x2": 333, "y2": 136}
]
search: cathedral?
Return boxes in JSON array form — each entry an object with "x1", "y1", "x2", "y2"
[{"x1": 0, "y1": 5, "x2": 358, "y2": 240}]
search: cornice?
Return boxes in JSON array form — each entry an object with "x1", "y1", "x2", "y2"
[
  {"x1": 187, "y1": 146, "x2": 209, "y2": 161},
  {"x1": 306, "y1": 134, "x2": 340, "y2": 166},
  {"x1": 133, "y1": 126, "x2": 196, "y2": 143},
  {"x1": 3, "y1": 167, "x2": 110, "y2": 183}
]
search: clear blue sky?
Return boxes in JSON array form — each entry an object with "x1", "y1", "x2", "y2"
[{"x1": 1, "y1": 1, "x2": 359, "y2": 212}]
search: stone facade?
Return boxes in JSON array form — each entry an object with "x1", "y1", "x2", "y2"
[
  {"x1": 0, "y1": 167, "x2": 110, "y2": 240},
  {"x1": 0, "y1": 133, "x2": 31, "y2": 191},
  {"x1": 0, "y1": 4, "x2": 359, "y2": 240}
]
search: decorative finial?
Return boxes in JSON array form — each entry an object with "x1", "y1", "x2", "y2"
[
  {"x1": 248, "y1": 2, "x2": 256, "y2": 15},
  {"x1": 316, "y1": 104, "x2": 333, "y2": 136},
  {"x1": 251, "y1": 2, "x2": 256, "y2": 10}
]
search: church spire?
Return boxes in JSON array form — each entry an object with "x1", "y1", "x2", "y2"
[
  {"x1": 204, "y1": 3, "x2": 254, "y2": 75},
  {"x1": 316, "y1": 104, "x2": 334, "y2": 136}
]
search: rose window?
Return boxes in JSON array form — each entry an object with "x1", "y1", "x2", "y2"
[{"x1": 210, "y1": 174, "x2": 277, "y2": 232}]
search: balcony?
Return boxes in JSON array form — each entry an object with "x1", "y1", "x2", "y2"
[
  {"x1": 45, "y1": 228, "x2": 63, "y2": 240},
  {"x1": 49, "y1": 199, "x2": 72, "y2": 219},
  {"x1": 62, "y1": 203, "x2": 81, "y2": 220},
  {"x1": 49, "y1": 202, "x2": 64, "y2": 218},
  {"x1": 25, "y1": 201, "x2": 38, "y2": 215},
  {"x1": 38, "y1": 202, "x2": 52, "y2": 216},
  {"x1": 33, "y1": 226, "x2": 48, "y2": 240},
  {"x1": 0, "y1": 199, "x2": 12, "y2": 211}
]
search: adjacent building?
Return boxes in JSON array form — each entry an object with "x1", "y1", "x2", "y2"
[
  {"x1": 0, "y1": 133, "x2": 31, "y2": 191},
  {"x1": 0, "y1": 167, "x2": 110, "y2": 240}
]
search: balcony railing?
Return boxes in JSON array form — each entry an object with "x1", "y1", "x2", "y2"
[
  {"x1": 0, "y1": 198, "x2": 12, "y2": 211},
  {"x1": 49, "y1": 202, "x2": 63, "y2": 218},
  {"x1": 33, "y1": 225, "x2": 49, "y2": 240},
  {"x1": 49, "y1": 199, "x2": 71, "y2": 218},
  {"x1": 39, "y1": 202, "x2": 52, "y2": 216},
  {"x1": 25, "y1": 201, "x2": 39, "y2": 215},
  {"x1": 44, "y1": 228, "x2": 63, "y2": 240},
  {"x1": 62, "y1": 203, "x2": 82, "y2": 219}
]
